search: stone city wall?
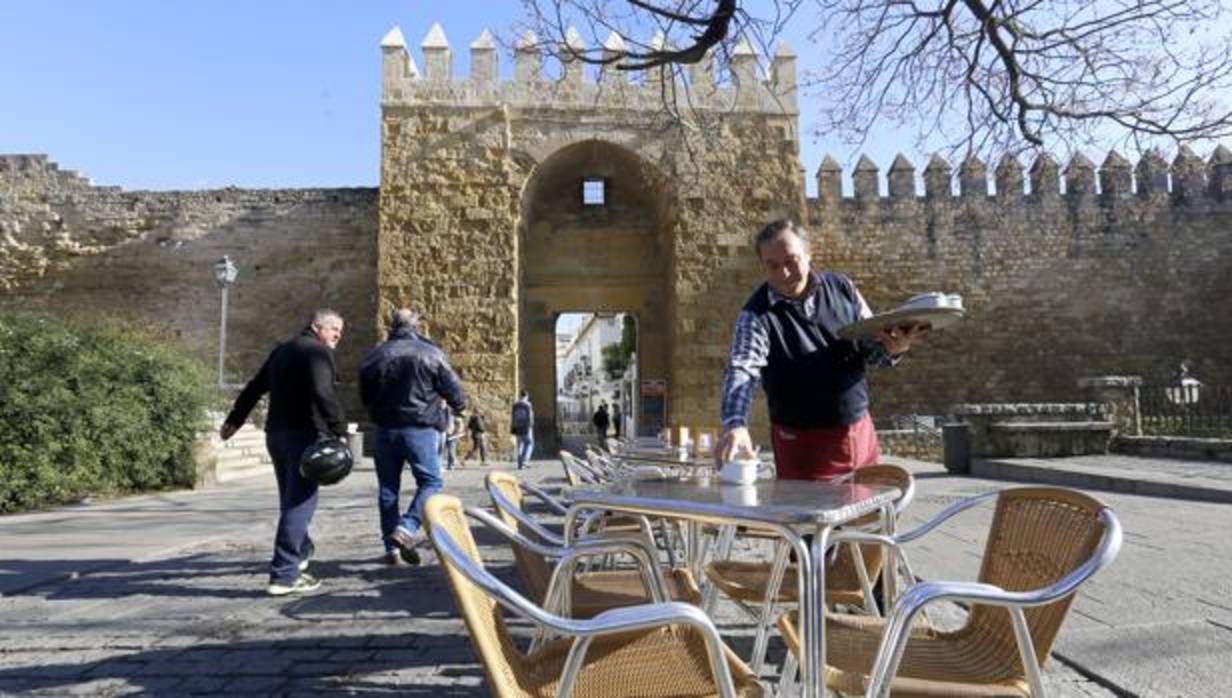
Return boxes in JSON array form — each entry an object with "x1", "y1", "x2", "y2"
[
  {"x1": 807, "y1": 148, "x2": 1232, "y2": 422},
  {"x1": 0, "y1": 154, "x2": 379, "y2": 415}
]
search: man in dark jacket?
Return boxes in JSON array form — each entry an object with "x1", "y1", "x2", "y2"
[
  {"x1": 221, "y1": 309, "x2": 347, "y2": 596},
  {"x1": 359, "y1": 309, "x2": 466, "y2": 565}
]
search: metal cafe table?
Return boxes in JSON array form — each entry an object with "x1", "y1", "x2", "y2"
[{"x1": 565, "y1": 474, "x2": 901, "y2": 698}]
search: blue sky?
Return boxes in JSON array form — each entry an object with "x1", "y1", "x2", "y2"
[
  {"x1": 1, "y1": 1, "x2": 924, "y2": 192},
  {"x1": 8, "y1": 2, "x2": 1209, "y2": 193}
]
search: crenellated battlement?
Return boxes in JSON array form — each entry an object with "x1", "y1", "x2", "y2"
[
  {"x1": 0, "y1": 154, "x2": 97, "y2": 190},
  {"x1": 811, "y1": 146, "x2": 1232, "y2": 205},
  {"x1": 380, "y1": 23, "x2": 797, "y2": 115}
]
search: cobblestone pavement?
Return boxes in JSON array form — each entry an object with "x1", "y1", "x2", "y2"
[{"x1": 1, "y1": 456, "x2": 1228, "y2": 696}]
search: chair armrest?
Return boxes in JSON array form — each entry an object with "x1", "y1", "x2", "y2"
[
  {"x1": 546, "y1": 534, "x2": 672, "y2": 610},
  {"x1": 892, "y1": 490, "x2": 999, "y2": 543},
  {"x1": 485, "y1": 486, "x2": 567, "y2": 546},
  {"x1": 466, "y1": 506, "x2": 569, "y2": 557},
  {"x1": 520, "y1": 480, "x2": 571, "y2": 516},
  {"x1": 468, "y1": 505, "x2": 672, "y2": 612}
]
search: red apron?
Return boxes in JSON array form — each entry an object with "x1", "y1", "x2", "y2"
[{"x1": 771, "y1": 412, "x2": 881, "y2": 481}]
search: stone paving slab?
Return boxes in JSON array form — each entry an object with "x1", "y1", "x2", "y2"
[
  {"x1": 0, "y1": 475, "x2": 281, "y2": 597},
  {"x1": 1, "y1": 454, "x2": 1229, "y2": 695}
]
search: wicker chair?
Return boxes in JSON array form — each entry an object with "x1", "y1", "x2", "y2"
[
  {"x1": 485, "y1": 471, "x2": 703, "y2": 619},
  {"x1": 703, "y1": 464, "x2": 916, "y2": 671},
  {"x1": 424, "y1": 494, "x2": 765, "y2": 698},
  {"x1": 777, "y1": 486, "x2": 1123, "y2": 697}
]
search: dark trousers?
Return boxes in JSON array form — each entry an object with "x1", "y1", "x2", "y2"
[
  {"x1": 266, "y1": 429, "x2": 319, "y2": 584},
  {"x1": 464, "y1": 432, "x2": 487, "y2": 464}
]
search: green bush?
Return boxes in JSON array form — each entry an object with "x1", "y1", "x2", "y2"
[{"x1": 0, "y1": 311, "x2": 216, "y2": 513}]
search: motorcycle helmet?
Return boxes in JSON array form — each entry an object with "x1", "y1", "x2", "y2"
[{"x1": 299, "y1": 437, "x2": 353, "y2": 486}]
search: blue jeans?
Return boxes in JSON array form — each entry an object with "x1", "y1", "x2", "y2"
[
  {"x1": 442, "y1": 436, "x2": 458, "y2": 470},
  {"x1": 515, "y1": 432, "x2": 534, "y2": 469},
  {"x1": 266, "y1": 430, "x2": 320, "y2": 584},
  {"x1": 374, "y1": 426, "x2": 442, "y2": 551}
]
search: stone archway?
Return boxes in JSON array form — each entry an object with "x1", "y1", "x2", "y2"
[{"x1": 517, "y1": 139, "x2": 674, "y2": 454}]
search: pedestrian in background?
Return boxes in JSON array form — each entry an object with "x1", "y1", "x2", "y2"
[
  {"x1": 510, "y1": 391, "x2": 534, "y2": 470},
  {"x1": 592, "y1": 402, "x2": 610, "y2": 446},
  {"x1": 464, "y1": 411, "x2": 488, "y2": 466},
  {"x1": 441, "y1": 403, "x2": 463, "y2": 470}
]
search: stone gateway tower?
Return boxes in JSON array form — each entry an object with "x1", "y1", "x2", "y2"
[{"x1": 378, "y1": 24, "x2": 803, "y2": 450}]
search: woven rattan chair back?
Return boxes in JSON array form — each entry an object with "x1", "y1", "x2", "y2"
[
  {"x1": 424, "y1": 494, "x2": 535, "y2": 698},
  {"x1": 967, "y1": 487, "x2": 1107, "y2": 668},
  {"x1": 485, "y1": 472, "x2": 553, "y2": 603}
]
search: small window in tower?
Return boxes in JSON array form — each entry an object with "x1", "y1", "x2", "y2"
[{"x1": 582, "y1": 178, "x2": 606, "y2": 206}]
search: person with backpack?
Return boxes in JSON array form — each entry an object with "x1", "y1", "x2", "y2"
[{"x1": 510, "y1": 390, "x2": 534, "y2": 470}]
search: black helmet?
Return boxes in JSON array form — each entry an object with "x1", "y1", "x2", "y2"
[{"x1": 299, "y1": 437, "x2": 353, "y2": 486}]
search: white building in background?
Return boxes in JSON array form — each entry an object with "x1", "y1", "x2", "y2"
[
  {"x1": 557, "y1": 313, "x2": 637, "y2": 438},
  {"x1": 555, "y1": 332, "x2": 572, "y2": 392}
]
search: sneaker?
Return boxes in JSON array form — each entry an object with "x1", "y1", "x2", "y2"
[
  {"x1": 381, "y1": 550, "x2": 402, "y2": 566},
  {"x1": 390, "y1": 527, "x2": 421, "y2": 566},
  {"x1": 267, "y1": 573, "x2": 322, "y2": 597},
  {"x1": 298, "y1": 539, "x2": 315, "y2": 572}
]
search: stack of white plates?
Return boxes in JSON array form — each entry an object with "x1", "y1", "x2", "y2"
[{"x1": 838, "y1": 292, "x2": 965, "y2": 339}]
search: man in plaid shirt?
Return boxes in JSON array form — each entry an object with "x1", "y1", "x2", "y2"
[{"x1": 716, "y1": 220, "x2": 927, "y2": 480}]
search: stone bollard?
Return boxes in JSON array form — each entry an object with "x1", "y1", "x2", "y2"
[{"x1": 1079, "y1": 376, "x2": 1143, "y2": 436}]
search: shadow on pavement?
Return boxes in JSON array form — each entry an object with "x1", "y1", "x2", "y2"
[{"x1": 0, "y1": 633, "x2": 488, "y2": 696}]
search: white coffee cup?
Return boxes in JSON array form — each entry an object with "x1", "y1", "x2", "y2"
[
  {"x1": 720, "y1": 483, "x2": 759, "y2": 506},
  {"x1": 719, "y1": 458, "x2": 759, "y2": 485}
]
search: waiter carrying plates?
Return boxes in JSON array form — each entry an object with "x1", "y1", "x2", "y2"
[{"x1": 715, "y1": 219, "x2": 928, "y2": 481}]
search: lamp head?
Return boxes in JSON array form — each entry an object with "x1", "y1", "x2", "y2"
[{"x1": 213, "y1": 255, "x2": 238, "y2": 288}]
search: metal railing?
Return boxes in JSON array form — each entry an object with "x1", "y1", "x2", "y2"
[
  {"x1": 1139, "y1": 384, "x2": 1232, "y2": 438},
  {"x1": 878, "y1": 414, "x2": 944, "y2": 460}
]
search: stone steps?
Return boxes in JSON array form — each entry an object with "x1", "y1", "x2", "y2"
[
  {"x1": 215, "y1": 425, "x2": 271, "y2": 482},
  {"x1": 216, "y1": 454, "x2": 269, "y2": 483}
]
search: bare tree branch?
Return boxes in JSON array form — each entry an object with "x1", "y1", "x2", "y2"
[{"x1": 517, "y1": 0, "x2": 1232, "y2": 159}]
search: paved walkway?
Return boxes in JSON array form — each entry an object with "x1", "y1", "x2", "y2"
[
  {"x1": 0, "y1": 453, "x2": 1229, "y2": 695},
  {"x1": 974, "y1": 453, "x2": 1232, "y2": 503}
]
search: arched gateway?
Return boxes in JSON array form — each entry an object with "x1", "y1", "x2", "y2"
[{"x1": 376, "y1": 23, "x2": 803, "y2": 446}]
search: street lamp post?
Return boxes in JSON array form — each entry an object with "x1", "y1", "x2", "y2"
[{"x1": 213, "y1": 255, "x2": 238, "y2": 388}]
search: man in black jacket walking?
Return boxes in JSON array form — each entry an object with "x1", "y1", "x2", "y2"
[
  {"x1": 360, "y1": 309, "x2": 466, "y2": 565},
  {"x1": 222, "y1": 309, "x2": 347, "y2": 596}
]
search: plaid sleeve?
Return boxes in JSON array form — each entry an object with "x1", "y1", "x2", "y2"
[{"x1": 720, "y1": 310, "x2": 770, "y2": 428}]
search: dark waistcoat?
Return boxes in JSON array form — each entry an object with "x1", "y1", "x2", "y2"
[{"x1": 743, "y1": 271, "x2": 871, "y2": 429}]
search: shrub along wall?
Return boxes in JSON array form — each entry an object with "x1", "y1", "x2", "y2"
[{"x1": 0, "y1": 311, "x2": 215, "y2": 513}]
